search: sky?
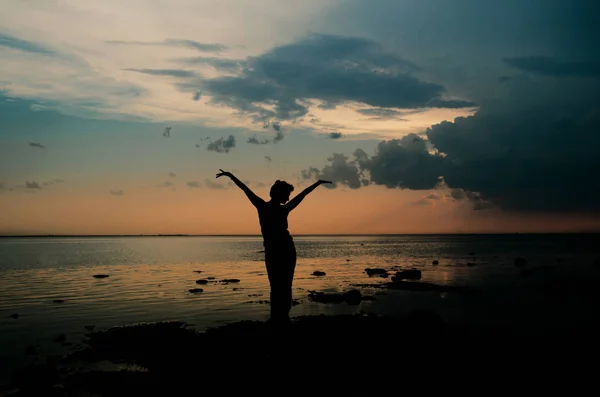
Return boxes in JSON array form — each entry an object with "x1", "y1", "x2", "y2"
[{"x1": 1, "y1": 0, "x2": 599, "y2": 235}]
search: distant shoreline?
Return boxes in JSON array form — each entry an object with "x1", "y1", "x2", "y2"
[{"x1": 1, "y1": 232, "x2": 599, "y2": 238}]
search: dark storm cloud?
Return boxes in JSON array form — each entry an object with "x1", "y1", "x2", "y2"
[
  {"x1": 0, "y1": 33, "x2": 56, "y2": 55},
  {"x1": 328, "y1": 132, "x2": 343, "y2": 139},
  {"x1": 303, "y1": 94, "x2": 600, "y2": 212},
  {"x1": 206, "y1": 135, "x2": 236, "y2": 153},
  {"x1": 182, "y1": 34, "x2": 475, "y2": 123},
  {"x1": 297, "y1": 0, "x2": 600, "y2": 214},
  {"x1": 107, "y1": 39, "x2": 228, "y2": 53},
  {"x1": 123, "y1": 69, "x2": 198, "y2": 78},
  {"x1": 503, "y1": 56, "x2": 600, "y2": 77}
]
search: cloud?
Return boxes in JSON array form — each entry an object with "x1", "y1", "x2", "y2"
[
  {"x1": 107, "y1": 39, "x2": 228, "y2": 53},
  {"x1": 206, "y1": 135, "x2": 236, "y2": 153},
  {"x1": 123, "y1": 69, "x2": 198, "y2": 78},
  {"x1": 25, "y1": 181, "x2": 42, "y2": 189},
  {"x1": 504, "y1": 56, "x2": 600, "y2": 77},
  {"x1": 264, "y1": 156, "x2": 272, "y2": 162},
  {"x1": 172, "y1": 33, "x2": 474, "y2": 125},
  {"x1": 205, "y1": 179, "x2": 226, "y2": 189},
  {"x1": 42, "y1": 179, "x2": 65, "y2": 186},
  {"x1": 192, "y1": 91, "x2": 202, "y2": 101},
  {"x1": 176, "y1": 57, "x2": 245, "y2": 73},
  {"x1": 187, "y1": 181, "x2": 202, "y2": 188},
  {"x1": 303, "y1": 71, "x2": 600, "y2": 213},
  {"x1": 0, "y1": 33, "x2": 56, "y2": 55},
  {"x1": 109, "y1": 189, "x2": 124, "y2": 196},
  {"x1": 301, "y1": 153, "x2": 366, "y2": 189},
  {"x1": 328, "y1": 132, "x2": 343, "y2": 139},
  {"x1": 273, "y1": 131, "x2": 284, "y2": 143},
  {"x1": 28, "y1": 142, "x2": 45, "y2": 148},
  {"x1": 247, "y1": 135, "x2": 270, "y2": 145},
  {"x1": 355, "y1": 108, "x2": 408, "y2": 120},
  {"x1": 169, "y1": 172, "x2": 177, "y2": 177},
  {"x1": 158, "y1": 181, "x2": 174, "y2": 188},
  {"x1": 163, "y1": 127, "x2": 172, "y2": 137}
]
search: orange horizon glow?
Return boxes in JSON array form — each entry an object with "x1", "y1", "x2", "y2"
[{"x1": 2, "y1": 185, "x2": 599, "y2": 235}]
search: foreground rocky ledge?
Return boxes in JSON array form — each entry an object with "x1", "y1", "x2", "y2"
[{"x1": 3, "y1": 311, "x2": 598, "y2": 396}]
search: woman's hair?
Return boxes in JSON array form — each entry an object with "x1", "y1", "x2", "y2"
[{"x1": 270, "y1": 180, "x2": 294, "y2": 200}]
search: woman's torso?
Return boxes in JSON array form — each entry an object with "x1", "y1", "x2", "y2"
[{"x1": 257, "y1": 201, "x2": 293, "y2": 248}]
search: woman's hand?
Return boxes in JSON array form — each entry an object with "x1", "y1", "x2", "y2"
[
  {"x1": 318, "y1": 180, "x2": 332, "y2": 185},
  {"x1": 216, "y1": 169, "x2": 233, "y2": 179}
]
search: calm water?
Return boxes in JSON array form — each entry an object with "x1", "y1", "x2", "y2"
[{"x1": 1, "y1": 234, "x2": 599, "y2": 380}]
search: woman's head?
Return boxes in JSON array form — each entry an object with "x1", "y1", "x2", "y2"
[{"x1": 270, "y1": 180, "x2": 294, "y2": 204}]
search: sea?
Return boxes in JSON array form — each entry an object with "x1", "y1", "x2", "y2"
[{"x1": 1, "y1": 234, "x2": 599, "y2": 381}]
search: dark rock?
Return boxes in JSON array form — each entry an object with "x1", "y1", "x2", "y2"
[
  {"x1": 188, "y1": 288, "x2": 203, "y2": 293},
  {"x1": 84, "y1": 325, "x2": 95, "y2": 331},
  {"x1": 514, "y1": 257, "x2": 527, "y2": 267},
  {"x1": 365, "y1": 268, "x2": 389, "y2": 277},
  {"x1": 468, "y1": 252, "x2": 476, "y2": 256},
  {"x1": 53, "y1": 334, "x2": 67, "y2": 343},
  {"x1": 307, "y1": 289, "x2": 374, "y2": 305},
  {"x1": 25, "y1": 344, "x2": 37, "y2": 355},
  {"x1": 193, "y1": 270, "x2": 202, "y2": 273},
  {"x1": 432, "y1": 260, "x2": 439, "y2": 265},
  {"x1": 392, "y1": 268, "x2": 422, "y2": 281},
  {"x1": 207, "y1": 277, "x2": 216, "y2": 280},
  {"x1": 221, "y1": 279, "x2": 240, "y2": 283},
  {"x1": 53, "y1": 299, "x2": 65, "y2": 304},
  {"x1": 10, "y1": 313, "x2": 19, "y2": 319},
  {"x1": 312, "y1": 271, "x2": 326, "y2": 276},
  {"x1": 195, "y1": 279, "x2": 208, "y2": 285},
  {"x1": 93, "y1": 274, "x2": 109, "y2": 279},
  {"x1": 467, "y1": 262, "x2": 477, "y2": 267}
]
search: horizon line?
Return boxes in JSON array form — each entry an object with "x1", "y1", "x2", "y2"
[{"x1": 1, "y1": 232, "x2": 599, "y2": 238}]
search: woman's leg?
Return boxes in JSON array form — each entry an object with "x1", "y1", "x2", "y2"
[{"x1": 265, "y1": 244, "x2": 296, "y2": 321}]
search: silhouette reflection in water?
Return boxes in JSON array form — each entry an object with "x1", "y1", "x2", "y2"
[{"x1": 216, "y1": 169, "x2": 331, "y2": 324}]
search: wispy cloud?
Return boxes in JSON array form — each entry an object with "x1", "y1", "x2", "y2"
[
  {"x1": 158, "y1": 181, "x2": 174, "y2": 188},
  {"x1": 123, "y1": 69, "x2": 198, "y2": 78},
  {"x1": 187, "y1": 181, "x2": 202, "y2": 188},
  {"x1": 205, "y1": 179, "x2": 226, "y2": 189},
  {"x1": 28, "y1": 142, "x2": 45, "y2": 148},
  {"x1": 107, "y1": 39, "x2": 228, "y2": 53},
  {"x1": 25, "y1": 181, "x2": 42, "y2": 189},
  {"x1": 109, "y1": 189, "x2": 124, "y2": 196},
  {"x1": 0, "y1": 33, "x2": 56, "y2": 55}
]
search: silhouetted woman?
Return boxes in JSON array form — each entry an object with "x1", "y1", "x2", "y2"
[{"x1": 216, "y1": 169, "x2": 331, "y2": 323}]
